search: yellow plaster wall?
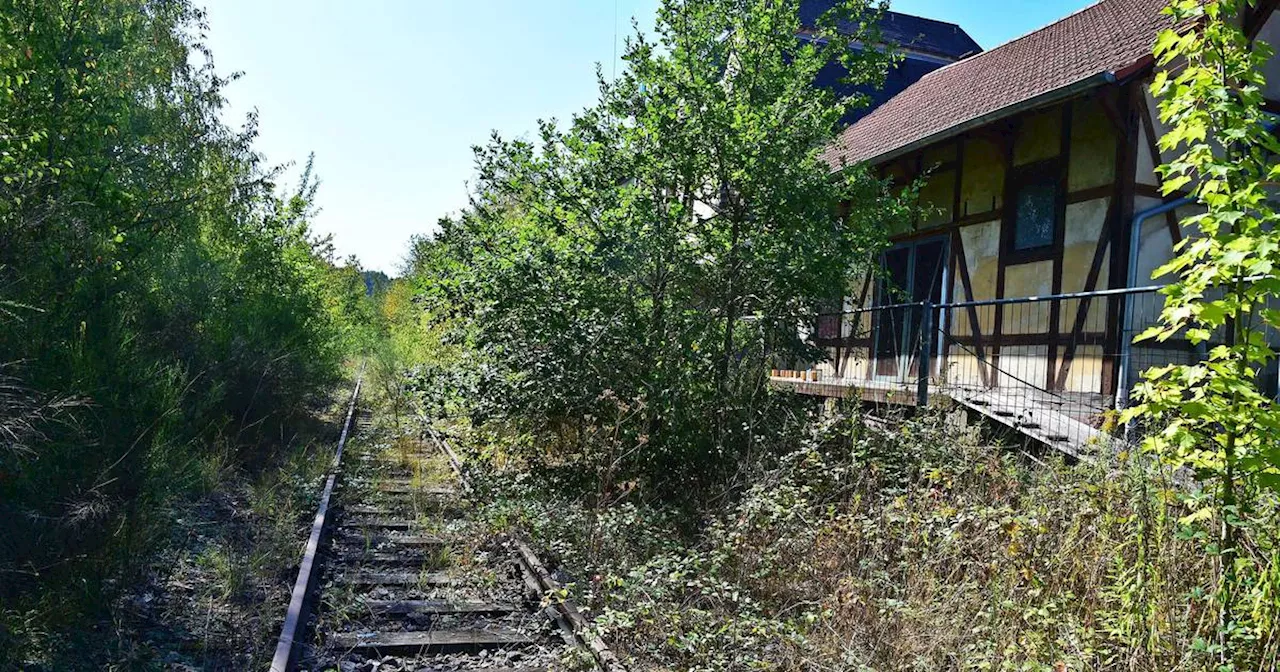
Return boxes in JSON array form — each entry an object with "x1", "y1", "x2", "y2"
[
  {"x1": 1068, "y1": 97, "x2": 1116, "y2": 191},
  {"x1": 952, "y1": 219, "x2": 1000, "y2": 338},
  {"x1": 883, "y1": 161, "x2": 915, "y2": 237},
  {"x1": 1002, "y1": 261, "x2": 1053, "y2": 334},
  {"x1": 817, "y1": 345, "x2": 871, "y2": 381},
  {"x1": 842, "y1": 346, "x2": 870, "y2": 379},
  {"x1": 1257, "y1": 14, "x2": 1280, "y2": 104},
  {"x1": 1059, "y1": 345, "x2": 1105, "y2": 393},
  {"x1": 918, "y1": 168, "x2": 955, "y2": 227},
  {"x1": 1134, "y1": 101, "x2": 1162, "y2": 189},
  {"x1": 959, "y1": 137, "x2": 1004, "y2": 217},
  {"x1": 1061, "y1": 198, "x2": 1109, "y2": 289},
  {"x1": 1135, "y1": 85, "x2": 1186, "y2": 190},
  {"x1": 1003, "y1": 260, "x2": 1053, "y2": 298},
  {"x1": 994, "y1": 345, "x2": 1051, "y2": 388},
  {"x1": 1134, "y1": 211, "x2": 1172, "y2": 286},
  {"x1": 923, "y1": 142, "x2": 957, "y2": 167},
  {"x1": 1013, "y1": 109, "x2": 1062, "y2": 166},
  {"x1": 943, "y1": 352, "x2": 989, "y2": 389}
]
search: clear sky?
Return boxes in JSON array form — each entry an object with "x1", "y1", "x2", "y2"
[{"x1": 202, "y1": 0, "x2": 1091, "y2": 274}]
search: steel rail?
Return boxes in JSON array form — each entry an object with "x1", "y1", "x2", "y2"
[
  {"x1": 426, "y1": 427, "x2": 627, "y2": 672},
  {"x1": 269, "y1": 368, "x2": 364, "y2": 672}
]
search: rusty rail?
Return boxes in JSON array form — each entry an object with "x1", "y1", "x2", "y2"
[
  {"x1": 426, "y1": 428, "x2": 627, "y2": 672},
  {"x1": 269, "y1": 370, "x2": 363, "y2": 672}
]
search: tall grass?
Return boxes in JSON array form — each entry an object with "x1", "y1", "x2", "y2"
[{"x1": 467, "y1": 409, "x2": 1279, "y2": 671}]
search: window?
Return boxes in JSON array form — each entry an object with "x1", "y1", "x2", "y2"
[
  {"x1": 816, "y1": 312, "x2": 842, "y2": 340},
  {"x1": 1010, "y1": 165, "x2": 1059, "y2": 253}
]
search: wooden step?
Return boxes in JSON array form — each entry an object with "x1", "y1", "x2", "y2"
[
  {"x1": 362, "y1": 599, "x2": 517, "y2": 616},
  {"x1": 327, "y1": 627, "x2": 533, "y2": 655},
  {"x1": 357, "y1": 454, "x2": 434, "y2": 462},
  {"x1": 338, "y1": 571, "x2": 455, "y2": 587}
]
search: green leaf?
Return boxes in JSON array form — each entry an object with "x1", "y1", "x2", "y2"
[{"x1": 1178, "y1": 507, "x2": 1215, "y2": 526}]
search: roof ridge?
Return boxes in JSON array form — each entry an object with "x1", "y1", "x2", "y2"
[
  {"x1": 908, "y1": 0, "x2": 1113, "y2": 81},
  {"x1": 822, "y1": 0, "x2": 1174, "y2": 167},
  {"x1": 880, "y1": 8, "x2": 973, "y2": 32}
]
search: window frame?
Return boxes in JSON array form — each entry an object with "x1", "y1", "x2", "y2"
[{"x1": 1002, "y1": 158, "x2": 1063, "y2": 263}]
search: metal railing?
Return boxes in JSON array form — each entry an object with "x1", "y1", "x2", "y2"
[{"x1": 802, "y1": 284, "x2": 1248, "y2": 450}]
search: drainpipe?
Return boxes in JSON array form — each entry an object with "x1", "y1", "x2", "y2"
[
  {"x1": 1114, "y1": 119, "x2": 1280, "y2": 411},
  {"x1": 1114, "y1": 196, "x2": 1194, "y2": 411}
]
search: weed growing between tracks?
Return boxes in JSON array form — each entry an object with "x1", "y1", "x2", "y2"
[
  {"x1": 451, "y1": 408, "x2": 1280, "y2": 671},
  {"x1": 0, "y1": 389, "x2": 354, "y2": 670}
]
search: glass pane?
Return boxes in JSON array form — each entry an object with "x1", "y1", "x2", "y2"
[
  {"x1": 1013, "y1": 179, "x2": 1055, "y2": 250},
  {"x1": 908, "y1": 240, "x2": 946, "y2": 377},
  {"x1": 911, "y1": 240, "x2": 946, "y2": 304},
  {"x1": 874, "y1": 247, "x2": 913, "y2": 377}
]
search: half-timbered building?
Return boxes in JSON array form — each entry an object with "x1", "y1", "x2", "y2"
[{"x1": 776, "y1": 0, "x2": 1280, "y2": 452}]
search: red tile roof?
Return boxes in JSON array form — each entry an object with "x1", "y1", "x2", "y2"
[{"x1": 821, "y1": 0, "x2": 1174, "y2": 168}]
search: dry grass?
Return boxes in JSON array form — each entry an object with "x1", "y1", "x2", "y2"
[{"x1": 468, "y1": 411, "x2": 1280, "y2": 672}]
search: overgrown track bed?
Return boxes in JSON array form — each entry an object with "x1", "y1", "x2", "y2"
[{"x1": 270, "y1": 379, "x2": 603, "y2": 672}]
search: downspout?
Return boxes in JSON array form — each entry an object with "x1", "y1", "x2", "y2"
[
  {"x1": 1116, "y1": 120, "x2": 1280, "y2": 410},
  {"x1": 1115, "y1": 197, "x2": 1193, "y2": 411}
]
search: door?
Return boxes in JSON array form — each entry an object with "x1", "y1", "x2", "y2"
[{"x1": 872, "y1": 237, "x2": 949, "y2": 381}]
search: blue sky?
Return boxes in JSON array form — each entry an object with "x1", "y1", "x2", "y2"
[{"x1": 203, "y1": 0, "x2": 1091, "y2": 274}]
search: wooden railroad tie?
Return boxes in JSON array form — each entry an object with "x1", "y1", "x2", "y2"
[
  {"x1": 362, "y1": 599, "x2": 517, "y2": 616},
  {"x1": 375, "y1": 482, "x2": 457, "y2": 495},
  {"x1": 327, "y1": 628, "x2": 533, "y2": 656},
  {"x1": 343, "y1": 518, "x2": 419, "y2": 530},
  {"x1": 338, "y1": 570, "x2": 456, "y2": 587},
  {"x1": 334, "y1": 532, "x2": 448, "y2": 547}
]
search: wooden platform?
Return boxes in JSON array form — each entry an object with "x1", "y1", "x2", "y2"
[
  {"x1": 771, "y1": 375, "x2": 1112, "y2": 458},
  {"x1": 344, "y1": 517, "x2": 420, "y2": 530},
  {"x1": 376, "y1": 482, "x2": 457, "y2": 495},
  {"x1": 950, "y1": 387, "x2": 1110, "y2": 460},
  {"x1": 769, "y1": 376, "x2": 923, "y2": 405}
]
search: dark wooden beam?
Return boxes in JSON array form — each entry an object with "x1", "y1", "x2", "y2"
[
  {"x1": 952, "y1": 232, "x2": 992, "y2": 387},
  {"x1": 1247, "y1": 0, "x2": 1279, "y2": 41},
  {"x1": 950, "y1": 332, "x2": 1108, "y2": 347},
  {"x1": 1048, "y1": 102, "x2": 1072, "y2": 389},
  {"x1": 1136, "y1": 93, "x2": 1185, "y2": 244},
  {"x1": 327, "y1": 628, "x2": 534, "y2": 656},
  {"x1": 993, "y1": 117, "x2": 1018, "y2": 381},
  {"x1": 945, "y1": 138, "x2": 966, "y2": 373},
  {"x1": 1054, "y1": 215, "x2": 1114, "y2": 386},
  {"x1": 1103, "y1": 83, "x2": 1140, "y2": 398}
]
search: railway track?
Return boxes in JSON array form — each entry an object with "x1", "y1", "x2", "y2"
[{"x1": 270, "y1": 375, "x2": 622, "y2": 672}]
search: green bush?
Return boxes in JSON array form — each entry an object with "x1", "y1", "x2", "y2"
[
  {"x1": 0, "y1": 0, "x2": 367, "y2": 653},
  {"x1": 469, "y1": 409, "x2": 1278, "y2": 671},
  {"x1": 405, "y1": 0, "x2": 910, "y2": 505}
]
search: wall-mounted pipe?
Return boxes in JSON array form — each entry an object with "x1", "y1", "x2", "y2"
[
  {"x1": 1114, "y1": 196, "x2": 1194, "y2": 411},
  {"x1": 1115, "y1": 120, "x2": 1280, "y2": 411}
]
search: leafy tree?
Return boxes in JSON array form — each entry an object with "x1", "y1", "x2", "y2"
[
  {"x1": 1125, "y1": 0, "x2": 1280, "y2": 663},
  {"x1": 413, "y1": 0, "x2": 909, "y2": 502},
  {"x1": 0, "y1": 1, "x2": 362, "y2": 655}
]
